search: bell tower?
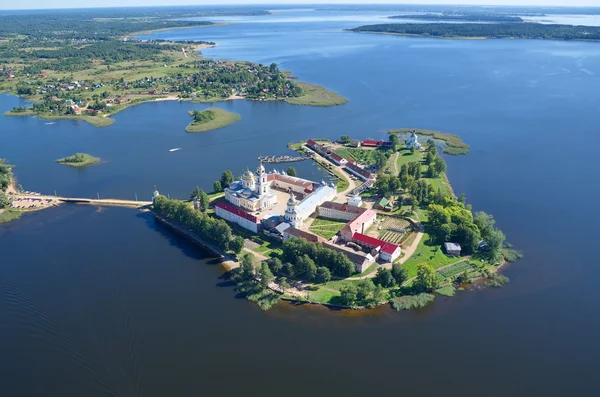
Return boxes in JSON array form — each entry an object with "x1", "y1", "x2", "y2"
[{"x1": 256, "y1": 158, "x2": 267, "y2": 197}]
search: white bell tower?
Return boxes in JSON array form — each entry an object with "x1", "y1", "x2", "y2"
[{"x1": 284, "y1": 192, "x2": 298, "y2": 227}]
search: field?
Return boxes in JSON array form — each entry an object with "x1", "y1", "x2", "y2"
[
  {"x1": 185, "y1": 108, "x2": 241, "y2": 133},
  {"x1": 401, "y1": 233, "x2": 458, "y2": 277},
  {"x1": 308, "y1": 217, "x2": 347, "y2": 240},
  {"x1": 286, "y1": 82, "x2": 348, "y2": 107},
  {"x1": 367, "y1": 216, "x2": 412, "y2": 245},
  {"x1": 334, "y1": 147, "x2": 377, "y2": 166}
]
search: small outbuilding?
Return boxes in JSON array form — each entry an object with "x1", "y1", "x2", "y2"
[{"x1": 444, "y1": 242, "x2": 462, "y2": 257}]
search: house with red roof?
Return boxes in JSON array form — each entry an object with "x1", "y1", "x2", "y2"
[
  {"x1": 214, "y1": 201, "x2": 261, "y2": 233},
  {"x1": 352, "y1": 233, "x2": 402, "y2": 263}
]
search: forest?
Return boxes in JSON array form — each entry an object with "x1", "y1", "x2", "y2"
[
  {"x1": 350, "y1": 23, "x2": 600, "y2": 41},
  {"x1": 389, "y1": 14, "x2": 524, "y2": 22}
]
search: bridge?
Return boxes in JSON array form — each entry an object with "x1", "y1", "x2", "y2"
[
  {"x1": 10, "y1": 194, "x2": 152, "y2": 209},
  {"x1": 57, "y1": 197, "x2": 152, "y2": 207}
]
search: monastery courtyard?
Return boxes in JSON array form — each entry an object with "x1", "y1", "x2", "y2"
[{"x1": 254, "y1": 188, "x2": 300, "y2": 220}]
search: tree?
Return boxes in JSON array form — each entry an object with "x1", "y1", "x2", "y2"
[
  {"x1": 339, "y1": 284, "x2": 358, "y2": 306},
  {"x1": 295, "y1": 254, "x2": 317, "y2": 281},
  {"x1": 429, "y1": 156, "x2": 447, "y2": 177},
  {"x1": 414, "y1": 264, "x2": 440, "y2": 292},
  {"x1": 286, "y1": 167, "x2": 297, "y2": 177},
  {"x1": 391, "y1": 263, "x2": 408, "y2": 285},
  {"x1": 484, "y1": 228, "x2": 506, "y2": 263},
  {"x1": 456, "y1": 222, "x2": 481, "y2": 254},
  {"x1": 190, "y1": 186, "x2": 209, "y2": 211},
  {"x1": 389, "y1": 134, "x2": 400, "y2": 149},
  {"x1": 258, "y1": 262, "x2": 274, "y2": 289},
  {"x1": 0, "y1": 192, "x2": 10, "y2": 209},
  {"x1": 374, "y1": 268, "x2": 396, "y2": 288},
  {"x1": 340, "y1": 135, "x2": 351, "y2": 144},
  {"x1": 228, "y1": 235, "x2": 245, "y2": 254},
  {"x1": 213, "y1": 180, "x2": 223, "y2": 193},
  {"x1": 373, "y1": 150, "x2": 388, "y2": 170},
  {"x1": 425, "y1": 150, "x2": 436, "y2": 165},
  {"x1": 240, "y1": 252, "x2": 256, "y2": 280},
  {"x1": 356, "y1": 280, "x2": 375, "y2": 303},
  {"x1": 220, "y1": 170, "x2": 234, "y2": 188},
  {"x1": 279, "y1": 277, "x2": 290, "y2": 294},
  {"x1": 268, "y1": 257, "x2": 283, "y2": 274},
  {"x1": 315, "y1": 266, "x2": 331, "y2": 284}
]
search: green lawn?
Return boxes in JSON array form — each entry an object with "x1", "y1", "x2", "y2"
[
  {"x1": 308, "y1": 279, "x2": 362, "y2": 304},
  {"x1": 401, "y1": 233, "x2": 457, "y2": 278},
  {"x1": 396, "y1": 148, "x2": 422, "y2": 169},
  {"x1": 308, "y1": 217, "x2": 347, "y2": 240}
]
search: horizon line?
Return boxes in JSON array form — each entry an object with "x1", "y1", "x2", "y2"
[{"x1": 2, "y1": 3, "x2": 600, "y2": 12}]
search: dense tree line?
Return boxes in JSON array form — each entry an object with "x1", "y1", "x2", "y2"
[
  {"x1": 152, "y1": 195, "x2": 233, "y2": 251},
  {"x1": 351, "y1": 23, "x2": 600, "y2": 41},
  {"x1": 0, "y1": 159, "x2": 14, "y2": 209},
  {"x1": 280, "y1": 238, "x2": 355, "y2": 279},
  {"x1": 389, "y1": 14, "x2": 524, "y2": 22}
]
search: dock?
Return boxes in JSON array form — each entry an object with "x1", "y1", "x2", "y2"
[{"x1": 259, "y1": 155, "x2": 307, "y2": 164}]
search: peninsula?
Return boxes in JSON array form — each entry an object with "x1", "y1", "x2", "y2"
[
  {"x1": 0, "y1": 10, "x2": 347, "y2": 127},
  {"x1": 56, "y1": 153, "x2": 101, "y2": 168},
  {"x1": 186, "y1": 108, "x2": 241, "y2": 133},
  {"x1": 348, "y1": 23, "x2": 600, "y2": 41}
]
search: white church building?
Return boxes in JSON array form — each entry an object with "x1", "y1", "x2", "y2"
[
  {"x1": 406, "y1": 130, "x2": 422, "y2": 150},
  {"x1": 224, "y1": 160, "x2": 277, "y2": 212}
]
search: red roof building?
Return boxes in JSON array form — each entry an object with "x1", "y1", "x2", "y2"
[{"x1": 362, "y1": 139, "x2": 379, "y2": 147}]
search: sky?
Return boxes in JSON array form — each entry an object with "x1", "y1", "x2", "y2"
[{"x1": 0, "y1": 0, "x2": 598, "y2": 11}]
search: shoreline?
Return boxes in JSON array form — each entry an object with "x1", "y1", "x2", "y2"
[
  {"x1": 122, "y1": 22, "x2": 233, "y2": 40},
  {"x1": 347, "y1": 30, "x2": 600, "y2": 43}
]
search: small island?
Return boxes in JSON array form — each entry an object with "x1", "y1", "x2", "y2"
[
  {"x1": 348, "y1": 23, "x2": 600, "y2": 41},
  {"x1": 186, "y1": 108, "x2": 241, "y2": 133},
  {"x1": 56, "y1": 153, "x2": 101, "y2": 168}
]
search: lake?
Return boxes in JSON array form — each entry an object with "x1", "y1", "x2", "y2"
[{"x1": 2, "y1": 8, "x2": 600, "y2": 396}]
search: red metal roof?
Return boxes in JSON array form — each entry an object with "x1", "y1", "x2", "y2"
[
  {"x1": 306, "y1": 139, "x2": 317, "y2": 147},
  {"x1": 352, "y1": 233, "x2": 400, "y2": 254},
  {"x1": 215, "y1": 201, "x2": 260, "y2": 223},
  {"x1": 381, "y1": 242, "x2": 400, "y2": 255},
  {"x1": 352, "y1": 232, "x2": 384, "y2": 248},
  {"x1": 362, "y1": 139, "x2": 379, "y2": 146}
]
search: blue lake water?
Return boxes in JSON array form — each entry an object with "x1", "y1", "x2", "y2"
[{"x1": 2, "y1": 8, "x2": 600, "y2": 396}]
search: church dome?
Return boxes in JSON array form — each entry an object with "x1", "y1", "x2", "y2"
[
  {"x1": 242, "y1": 169, "x2": 255, "y2": 180},
  {"x1": 287, "y1": 193, "x2": 297, "y2": 206},
  {"x1": 242, "y1": 188, "x2": 253, "y2": 197}
]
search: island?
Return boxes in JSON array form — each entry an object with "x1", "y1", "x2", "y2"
[
  {"x1": 348, "y1": 23, "x2": 600, "y2": 41},
  {"x1": 148, "y1": 129, "x2": 520, "y2": 312},
  {"x1": 56, "y1": 153, "x2": 101, "y2": 168},
  {"x1": 0, "y1": 9, "x2": 347, "y2": 128},
  {"x1": 186, "y1": 108, "x2": 241, "y2": 133}
]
